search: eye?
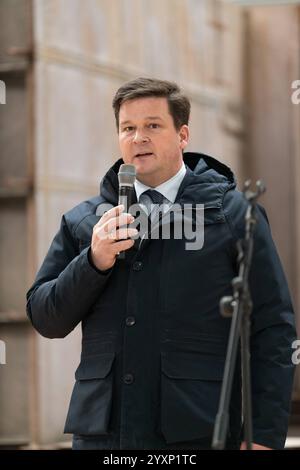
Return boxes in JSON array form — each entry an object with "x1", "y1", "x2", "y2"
[
  {"x1": 148, "y1": 123, "x2": 160, "y2": 129},
  {"x1": 122, "y1": 126, "x2": 134, "y2": 132}
]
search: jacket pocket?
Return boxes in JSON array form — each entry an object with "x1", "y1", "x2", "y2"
[
  {"x1": 160, "y1": 351, "x2": 224, "y2": 444},
  {"x1": 64, "y1": 352, "x2": 115, "y2": 436}
]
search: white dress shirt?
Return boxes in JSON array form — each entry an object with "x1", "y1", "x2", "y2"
[{"x1": 134, "y1": 162, "x2": 186, "y2": 215}]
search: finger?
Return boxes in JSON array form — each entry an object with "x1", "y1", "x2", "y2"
[
  {"x1": 93, "y1": 225, "x2": 117, "y2": 243},
  {"x1": 108, "y1": 228, "x2": 138, "y2": 241},
  {"x1": 103, "y1": 213, "x2": 135, "y2": 234},
  {"x1": 94, "y1": 225, "x2": 137, "y2": 242},
  {"x1": 111, "y1": 238, "x2": 135, "y2": 254},
  {"x1": 95, "y1": 204, "x2": 125, "y2": 228}
]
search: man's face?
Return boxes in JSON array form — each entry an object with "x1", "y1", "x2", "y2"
[{"x1": 118, "y1": 97, "x2": 189, "y2": 187}]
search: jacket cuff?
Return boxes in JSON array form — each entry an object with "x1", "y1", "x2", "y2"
[
  {"x1": 86, "y1": 247, "x2": 113, "y2": 276},
  {"x1": 252, "y1": 431, "x2": 287, "y2": 450}
]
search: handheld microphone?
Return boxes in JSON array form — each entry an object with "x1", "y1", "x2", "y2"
[{"x1": 117, "y1": 164, "x2": 136, "y2": 258}]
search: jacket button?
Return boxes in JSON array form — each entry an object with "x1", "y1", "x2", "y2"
[
  {"x1": 123, "y1": 373, "x2": 134, "y2": 384},
  {"x1": 126, "y1": 316, "x2": 136, "y2": 327},
  {"x1": 132, "y1": 261, "x2": 143, "y2": 271}
]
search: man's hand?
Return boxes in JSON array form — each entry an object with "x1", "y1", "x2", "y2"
[
  {"x1": 90, "y1": 204, "x2": 137, "y2": 271},
  {"x1": 240, "y1": 442, "x2": 272, "y2": 450}
]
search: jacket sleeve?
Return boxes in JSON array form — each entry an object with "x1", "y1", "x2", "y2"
[
  {"x1": 26, "y1": 215, "x2": 112, "y2": 339},
  {"x1": 224, "y1": 190, "x2": 297, "y2": 449}
]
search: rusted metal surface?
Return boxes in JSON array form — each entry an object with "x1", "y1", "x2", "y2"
[
  {"x1": 0, "y1": 0, "x2": 31, "y2": 68},
  {"x1": 0, "y1": 324, "x2": 31, "y2": 446},
  {"x1": 0, "y1": 0, "x2": 33, "y2": 447},
  {"x1": 245, "y1": 4, "x2": 300, "y2": 396}
]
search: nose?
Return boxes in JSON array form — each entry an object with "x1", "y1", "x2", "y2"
[{"x1": 132, "y1": 130, "x2": 150, "y2": 144}]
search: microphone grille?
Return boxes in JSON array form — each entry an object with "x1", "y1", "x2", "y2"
[{"x1": 118, "y1": 164, "x2": 136, "y2": 186}]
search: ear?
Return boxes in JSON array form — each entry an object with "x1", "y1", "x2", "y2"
[{"x1": 179, "y1": 125, "x2": 189, "y2": 150}]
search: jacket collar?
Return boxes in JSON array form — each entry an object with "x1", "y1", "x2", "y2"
[{"x1": 99, "y1": 152, "x2": 236, "y2": 208}]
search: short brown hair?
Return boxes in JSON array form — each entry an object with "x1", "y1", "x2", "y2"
[{"x1": 112, "y1": 77, "x2": 190, "y2": 131}]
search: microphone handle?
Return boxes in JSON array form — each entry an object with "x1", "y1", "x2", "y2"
[
  {"x1": 117, "y1": 185, "x2": 135, "y2": 259},
  {"x1": 118, "y1": 185, "x2": 134, "y2": 213}
]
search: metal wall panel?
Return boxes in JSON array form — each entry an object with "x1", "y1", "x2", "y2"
[
  {"x1": 0, "y1": 200, "x2": 27, "y2": 316},
  {"x1": 0, "y1": 74, "x2": 28, "y2": 186},
  {"x1": 0, "y1": 324, "x2": 31, "y2": 446},
  {"x1": 245, "y1": 5, "x2": 300, "y2": 398},
  {"x1": 0, "y1": 0, "x2": 31, "y2": 68},
  {"x1": 245, "y1": 5, "x2": 299, "y2": 313},
  {"x1": 0, "y1": 0, "x2": 33, "y2": 447}
]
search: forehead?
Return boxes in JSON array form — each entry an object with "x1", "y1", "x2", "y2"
[{"x1": 119, "y1": 97, "x2": 171, "y2": 123}]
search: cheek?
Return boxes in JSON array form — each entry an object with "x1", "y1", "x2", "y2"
[
  {"x1": 119, "y1": 137, "x2": 129, "y2": 151},
  {"x1": 162, "y1": 137, "x2": 180, "y2": 154},
  {"x1": 119, "y1": 139, "x2": 132, "y2": 162}
]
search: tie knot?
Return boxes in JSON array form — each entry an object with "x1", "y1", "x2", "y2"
[{"x1": 142, "y1": 189, "x2": 165, "y2": 205}]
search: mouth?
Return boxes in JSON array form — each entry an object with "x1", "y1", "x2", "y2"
[{"x1": 134, "y1": 152, "x2": 154, "y2": 158}]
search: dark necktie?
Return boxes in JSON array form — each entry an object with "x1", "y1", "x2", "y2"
[
  {"x1": 141, "y1": 189, "x2": 165, "y2": 224},
  {"x1": 142, "y1": 189, "x2": 165, "y2": 205}
]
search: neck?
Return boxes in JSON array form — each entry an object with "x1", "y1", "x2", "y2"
[{"x1": 137, "y1": 162, "x2": 183, "y2": 188}]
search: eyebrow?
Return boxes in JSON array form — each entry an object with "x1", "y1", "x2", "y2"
[{"x1": 120, "y1": 116, "x2": 164, "y2": 126}]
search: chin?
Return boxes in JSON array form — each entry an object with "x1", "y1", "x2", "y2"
[{"x1": 135, "y1": 163, "x2": 155, "y2": 174}]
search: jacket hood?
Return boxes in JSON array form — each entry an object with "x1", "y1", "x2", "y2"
[{"x1": 100, "y1": 152, "x2": 236, "y2": 207}]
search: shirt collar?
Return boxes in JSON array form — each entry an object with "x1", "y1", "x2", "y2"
[{"x1": 134, "y1": 162, "x2": 186, "y2": 203}]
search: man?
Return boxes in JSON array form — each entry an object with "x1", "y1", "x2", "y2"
[{"x1": 27, "y1": 77, "x2": 296, "y2": 450}]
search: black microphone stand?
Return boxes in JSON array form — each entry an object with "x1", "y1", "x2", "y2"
[{"x1": 212, "y1": 180, "x2": 266, "y2": 450}]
